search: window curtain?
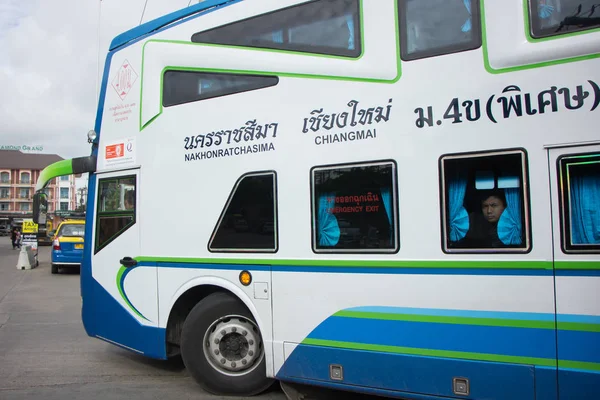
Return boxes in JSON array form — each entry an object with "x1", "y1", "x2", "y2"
[
  {"x1": 272, "y1": 30, "x2": 283, "y2": 44},
  {"x1": 497, "y1": 188, "x2": 523, "y2": 245},
  {"x1": 538, "y1": 0, "x2": 555, "y2": 19},
  {"x1": 462, "y1": 0, "x2": 472, "y2": 32},
  {"x1": 380, "y1": 187, "x2": 393, "y2": 236},
  {"x1": 346, "y1": 14, "x2": 355, "y2": 50},
  {"x1": 318, "y1": 194, "x2": 340, "y2": 247},
  {"x1": 448, "y1": 172, "x2": 469, "y2": 242},
  {"x1": 569, "y1": 173, "x2": 600, "y2": 245}
]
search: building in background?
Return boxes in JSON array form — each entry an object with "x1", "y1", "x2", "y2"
[{"x1": 0, "y1": 150, "x2": 78, "y2": 227}]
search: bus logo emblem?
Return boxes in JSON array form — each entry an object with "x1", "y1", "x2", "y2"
[{"x1": 111, "y1": 59, "x2": 138, "y2": 101}]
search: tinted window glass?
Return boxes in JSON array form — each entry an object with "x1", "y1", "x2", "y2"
[
  {"x1": 95, "y1": 176, "x2": 136, "y2": 253},
  {"x1": 441, "y1": 150, "x2": 530, "y2": 253},
  {"x1": 209, "y1": 172, "x2": 277, "y2": 252},
  {"x1": 312, "y1": 161, "x2": 398, "y2": 253},
  {"x1": 59, "y1": 224, "x2": 85, "y2": 237},
  {"x1": 399, "y1": 0, "x2": 481, "y2": 61},
  {"x1": 529, "y1": 0, "x2": 600, "y2": 38},
  {"x1": 191, "y1": 0, "x2": 361, "y2": 57},
  {"x1": 559, "y1": 153, "x2": 600, "y2": 253},
  {"x1": 163, "y1": 71, "x2": 278, "y2": 107}
]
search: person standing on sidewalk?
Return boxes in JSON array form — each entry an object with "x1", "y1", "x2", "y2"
[{"x1": 10, "y1": 227, "x2": 18, "y2": 250}]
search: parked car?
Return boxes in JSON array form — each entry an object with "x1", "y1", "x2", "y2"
[
  {"x1": 0, "y1": 226, "x2": 9, "y2": 236},
  {"x1": 51, "y1": 220, "x2": 85, "y2": 274}
]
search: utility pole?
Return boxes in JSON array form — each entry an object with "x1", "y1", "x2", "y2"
[{"x1": 77, "y1": 187, "x2": 88, "y2": 211}]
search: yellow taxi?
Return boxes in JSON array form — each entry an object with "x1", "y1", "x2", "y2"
[{"x1": 51, "y1": 219, "x2": 85, "y2": 274}]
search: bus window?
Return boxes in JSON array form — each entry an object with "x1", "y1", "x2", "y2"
[
  {"x1": 558, "y1": 153, "x2": 600, "y2": 253},
  {"x1": 311, "y1": 160, "x2": 398, "y2": 253},
  {"x1": 440, "y1": 150, "x2": 531, "y2": 253},
  {"x1": 399, "y1": 0, "x2": 481, "y2": 61},
  {"x1": 191, "y1": 0, "x2": 361, "y2": 58},
  {"x1": 209, "y1": 172, "x2": 277, "y2": 252},
  {"x1": 95, "y1": 176, "x2": 136, "y2": 253},
  {"x1": 529, "y1": 0, "x2": 600, "y2": 39},
  {"x1": 162, "y1": 71, "x2": 278, "y2": 107}
]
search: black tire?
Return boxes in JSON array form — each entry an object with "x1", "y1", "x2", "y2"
[
  {"x1": 51, "y1": 264, "x2": 58, "y2": 274},
  {"x1": 180, "y1": 292, "x2": 274, "y2": 396}
]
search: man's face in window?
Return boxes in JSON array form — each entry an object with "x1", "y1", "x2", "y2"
[{"x1": 481, "y1": 195, "x2": 505, "y2": 223}]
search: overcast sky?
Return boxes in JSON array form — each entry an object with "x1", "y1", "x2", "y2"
[{"x1": 0, "y1": 0, "x2": 198, "y2": 187}]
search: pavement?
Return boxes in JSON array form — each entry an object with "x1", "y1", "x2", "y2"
[{"x1": 0, "y1": 238, "x2": 287, "y2": 400}]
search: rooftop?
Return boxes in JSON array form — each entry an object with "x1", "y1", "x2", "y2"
[{"x1": 0, "y1": 150, "x2": 64, "y2": 171}]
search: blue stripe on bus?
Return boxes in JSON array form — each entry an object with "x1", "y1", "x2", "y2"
[
  {"x1": 138, "y1": 260, "x2": 599, "y2": 277},
  {"x1": 558, "y1": 368, "x2": 600, "y2": 399},
  {"x1": 555, "y1": 269, "x2": 600, "y2": 277},
  {"x1": 83, "y1": 277, "x2": 167, "y2": 360},
  {"x1": 558, "y1": 314, "x2": 600, "y2": 324},
  {"x1": 110, "y1": 0, "x2": 240, "y2": 50},
  {"x1": 558, "y1": 330, "x2": 600, "y2": 364},
  {"x1": 279, "y1": 343, "x2": 537, "y2": 400},
  {"x1": 307, "y1": 316, "x2": 556, "y2": 360},
  {"x1": 139, "y1": 261, "x2": 554, "y2": 276}
]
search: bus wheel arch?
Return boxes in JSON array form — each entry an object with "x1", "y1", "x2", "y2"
[
  {"x1": 177, "y1": 290, "x2": 274, "y2": 395},
  {"x1": 165, "y1": 277, "x2": 267, "y2": 357}
]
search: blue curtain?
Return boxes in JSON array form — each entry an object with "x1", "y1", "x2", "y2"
[
  {"x1": 272, "y1": 30, "x2": 283, "y2": 44},
  {"x1": 346, "y1": 14, "x2": 355, "y2": 50},
  {"x1": 497, "y1": 188, "x2": 523, "y2": 245},
  {"x1": 448, "y1": 173, "x2": 469, "y2": 242},
  {"x1": 569, "y1": 173, "x2": 600, "y2": 245},
  {"x1": 461, "y1": 0, "x2": 472, "y2": 32},
  {"x1": 538, "y1": 1, "x2": 555, "y2": 19},
  {"x1": 318, "y1": 194, "x2": 340, "y2": 247},
  {"x1": 380, "y1": 188, "x2": 393, "y2": 238}
]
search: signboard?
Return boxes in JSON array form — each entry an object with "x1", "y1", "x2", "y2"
[
  {"x1": 22, "y1": 219, "x2": 39, "y2": 252},
  {"x1": 55, "y1": 211, "x2": 86, "y2": 218},
  {"x1": 103, "y1": 137, "x2": 136, "y2": 169}
]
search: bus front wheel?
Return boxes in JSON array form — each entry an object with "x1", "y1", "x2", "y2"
[{"x1": 180, "y1": 291, "x2": 274, "y2": 396}]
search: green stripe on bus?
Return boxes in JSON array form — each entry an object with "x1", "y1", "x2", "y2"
[
  {"x1": 334, "y1": 311, "x2": 600, "y2": 332},
  {"x1": 554, "y1": 261, "x2": 600, "y2": 270},
  {"x1": 135, "y1": 256, "x2": 553, "y2": 270},
  {"x1": 116, "y1": 266, "x2": 148, "y2": 321},
  {"x1": 301, "y1": 338, "x2": 557, "y2": 367},
  {"x1": 334, "y1": 310, "x2": 555, "y2": 330},
  {"x1": 558, "y1": 360, "x2": 600, "y2": 372}
]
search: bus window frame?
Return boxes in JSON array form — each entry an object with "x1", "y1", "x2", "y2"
[
  {"x1": 557, "y1": 152, "x2": 600, "y2": 254},
  {"x1": 310, "y1": 159, "x2": 400, "y2": 255},
  {"x1": 439, "y1": 148, "x2": 533, "y2": 254},
  {"x1": 399, "y1": 0, "x2": 482, "y2": 61},
  {"x1": 207, "y1": 170, "x2": 279, "y2": 253}
]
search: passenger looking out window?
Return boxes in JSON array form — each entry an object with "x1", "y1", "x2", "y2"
[{"x1": 441, "y1": 150, "x2": 530, "y2": 252}]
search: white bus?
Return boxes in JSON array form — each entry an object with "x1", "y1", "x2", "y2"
[{"x1": 34, "y1": 0, "x2": 600, "y2": 399}]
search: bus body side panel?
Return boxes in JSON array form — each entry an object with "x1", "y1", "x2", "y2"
[
  {"x1": 81, "y1": 0, "x2": 600, "y2": 398},
  {"x1": 83, "y1": 37, "x2": 164, "y2": 358}
]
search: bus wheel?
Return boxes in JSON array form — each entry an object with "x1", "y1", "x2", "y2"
[{"x1": 181, "y1": 292, "x2": 273, "y2": 396}]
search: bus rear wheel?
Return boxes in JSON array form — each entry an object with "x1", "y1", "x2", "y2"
[{"x1": 180, "y1": 292, "x2": 274, "y2": 396}]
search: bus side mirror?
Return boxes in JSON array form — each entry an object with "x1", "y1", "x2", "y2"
[{"x1": 33, "y1": 192, "x2": 48, "y2": 226}]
